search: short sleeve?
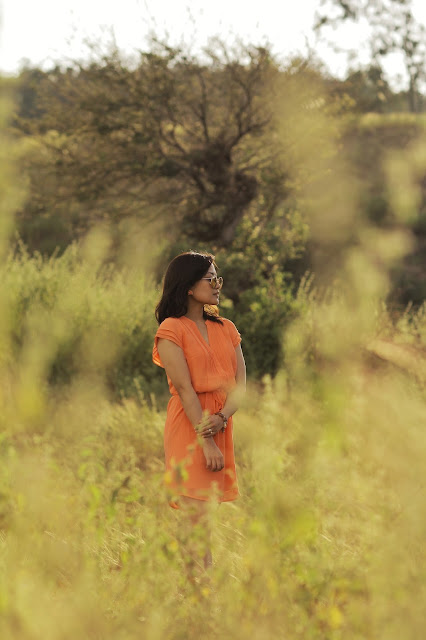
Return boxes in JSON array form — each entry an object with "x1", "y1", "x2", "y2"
[
  {"x1": 223, "y1": 318, "x2": 242, "y2": 348},
  {"x1": 152, "y1": 317, "x2": 184, "y2": 368}
]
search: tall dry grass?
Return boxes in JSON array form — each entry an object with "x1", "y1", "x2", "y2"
[{"x1": 1, "y1": 74, "x2": 426, "y2": 640}]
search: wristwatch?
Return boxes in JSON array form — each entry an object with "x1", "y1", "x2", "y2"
[{"x1": 215, "y1": 411, "x2": 228, "y2": 432}]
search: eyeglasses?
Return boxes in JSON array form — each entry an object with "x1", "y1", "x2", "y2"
[{"x1": 201, "y1": 276, "x2": 223, "y2": 289}]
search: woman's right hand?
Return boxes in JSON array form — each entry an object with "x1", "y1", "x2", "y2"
[{"x1": 202, "y1": 438, "x2": 224, "y2": 472}]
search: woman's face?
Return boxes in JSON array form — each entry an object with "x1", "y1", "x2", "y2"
[{"x1": 189, "y1": 263, "x2": 222, "y2": 306}]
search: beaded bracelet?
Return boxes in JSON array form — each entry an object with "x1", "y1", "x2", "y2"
[{"x1": 215, "y1": 411, "x2": 228, "y2": 433}]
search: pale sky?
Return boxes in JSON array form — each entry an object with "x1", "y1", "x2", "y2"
[{"x1": 1, "y1": 0, "x2": 425, "y2": 87}]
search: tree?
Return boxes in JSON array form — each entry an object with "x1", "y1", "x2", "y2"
[
  {"x1": 326, "y1": 64, "x2": 395, "y2": 112},
  {"x1": 315, "y1": 0, "x2": 426, "y2": 112},
  {"x1": 15, "y1": 41, "x2": 289, "y2": 251}
]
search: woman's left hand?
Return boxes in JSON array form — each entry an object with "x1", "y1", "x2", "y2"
[{"x1": 198, "y1": 413, "x2": 225, "y2": 438}]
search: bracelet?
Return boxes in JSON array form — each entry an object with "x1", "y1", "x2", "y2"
[{"x1": 215, "y1": 411, "x2": 228, "y2": 432}]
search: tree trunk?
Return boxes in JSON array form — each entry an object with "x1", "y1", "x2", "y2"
[{"x1": 408, "y1": 75, "x2": 418, "y2": 113}]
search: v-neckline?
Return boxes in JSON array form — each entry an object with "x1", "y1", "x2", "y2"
[{"x1": 182, "y1": 316, "x2": 211, "y2": 347}]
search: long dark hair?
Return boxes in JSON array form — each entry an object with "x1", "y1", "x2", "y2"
[{"x1": 155, "y1": 251, "x2": 223, "y2": 325}]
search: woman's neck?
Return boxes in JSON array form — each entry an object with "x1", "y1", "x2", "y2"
[{"x1": 185, "y1": 299, "x2": 205, "y2": 323}]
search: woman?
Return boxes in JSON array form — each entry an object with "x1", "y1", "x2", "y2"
[{"x1": 152, "y1": 251, "x2": 246, "y2": 565}]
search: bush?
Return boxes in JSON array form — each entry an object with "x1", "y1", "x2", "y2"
[{"x1": 2, "y1": 241, "x2": 167, "y2": 400}]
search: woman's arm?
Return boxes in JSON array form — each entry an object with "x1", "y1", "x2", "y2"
[
  {"x1": 222, "y1": 344, "x2": 246, "y2": 418},
  {"x1": 157, "y1": 338, "x2": 204, "y2": 427},
  {"x1": 157, "y1": 338, "x2": 224, "y2": 471},
  {"x1": 199, "y1": 344, "x2": 246, "y2": 437}
]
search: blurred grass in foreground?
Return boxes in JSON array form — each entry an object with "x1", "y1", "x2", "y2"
[{"x1": 1, "y1": 78, "x2": 426, "y2": 640}]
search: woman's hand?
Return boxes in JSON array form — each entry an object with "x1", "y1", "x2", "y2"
[
  {"x1": 201, "y1": 438, "x2": 224, "y2": 472},
  {"x1": 198, "y1": 413, "x2": 225, "y2": 438}
]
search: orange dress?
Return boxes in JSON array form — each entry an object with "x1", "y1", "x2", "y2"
[{"x1": 152, "y1": 315, "x2": 241, "y2": 507}]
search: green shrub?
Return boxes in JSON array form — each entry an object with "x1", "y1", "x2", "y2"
[{"x1": 2, "y1": 241, "x2": 167, "y2": 400}]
